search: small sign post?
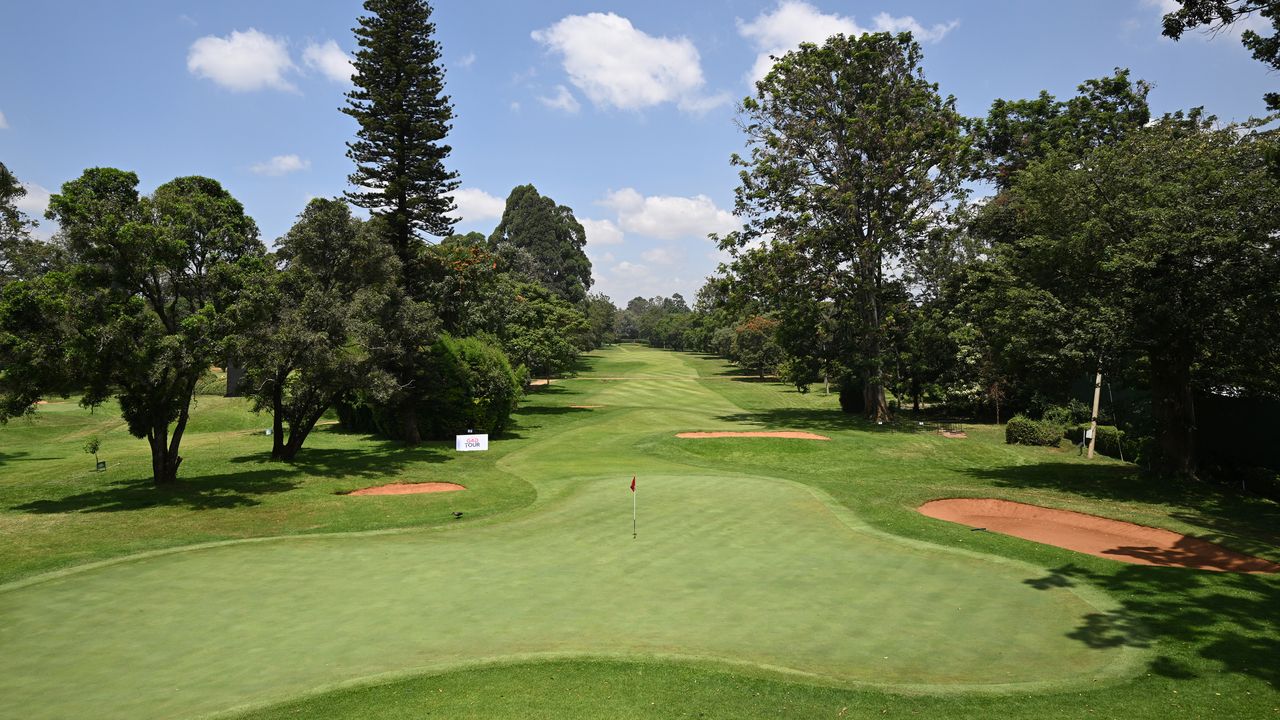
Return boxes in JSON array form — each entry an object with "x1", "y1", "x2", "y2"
[
  {"x1": 455, "y1": 434, "x2": 489, "y2": 452},
  {"x1": 96, "y1": 461, "x2": 107, "y2": 472}
]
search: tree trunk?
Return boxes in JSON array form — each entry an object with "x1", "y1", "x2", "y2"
[
  {"x1": 147, "y1": 426, "x2": 180, "y2": 485},
  {"x1": 862, "y1": 370, "x2": 889, "y2": 421},
  {"x1": 269, "y1": 370, "x2": 287, "y2": 460},
  {"x1": 1150, "y1": 355, "x2": 1197, "y2": 478},
  {"x1": 278, "y1": 406, "x2": 328, "y2": 462},
  {"x1": 399, "y1": 400, "x2": 421, "y2": 446}
]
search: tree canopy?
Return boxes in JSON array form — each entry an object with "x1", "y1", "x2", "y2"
[{"x1": 725, "y1": 32, "x2": 972, "y2": 420}]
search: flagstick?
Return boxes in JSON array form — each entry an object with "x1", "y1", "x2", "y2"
[{"x1": 632, "y1": 482, "x2": 637, "y2": 539}]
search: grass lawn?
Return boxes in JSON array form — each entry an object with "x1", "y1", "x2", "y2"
[{"x1": 1, "y1": 344, "x2": 1277, "y2": 719}]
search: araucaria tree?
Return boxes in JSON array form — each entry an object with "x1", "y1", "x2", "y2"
[
  {"x1": 726, "y1": 32, "x2": 971, "y2": 420},
  {"x1": 342, "y1": 0, "x2": 458, "y2": 443},
  {"x1": 344, "y1": 0, "x2": 459, "y2": 264},
  {"x1": 0, "y1": 169, "x2": 264, "y2": 485}
]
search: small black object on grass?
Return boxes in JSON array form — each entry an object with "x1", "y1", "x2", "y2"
[
  {"x1": 452, "y1": 511, "x2": 464, "y2": 519},
  {"x1": 970, "y1": 527, "x2": 986, "y2": 532}
]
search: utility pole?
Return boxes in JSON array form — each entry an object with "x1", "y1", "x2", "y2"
[{"x1": 1087, "y1": 366, "x2": 1102, "y2": 459}]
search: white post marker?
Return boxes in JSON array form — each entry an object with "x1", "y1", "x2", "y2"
[{"x1": 455, "y1": 433, "x2": 489, "y2": 452}]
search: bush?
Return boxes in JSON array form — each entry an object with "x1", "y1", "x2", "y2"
[
  {"x1": 416, "y1": 334, "x2": 523, "y2": 439},
  {"x1": 1065, "y1": 424, "x2": 1127, "y2": 460},
  {"x1": 1041, "y1": 400, "x2": 1090, "y2": 427},
  {"x1": 1005, "y1": 414, "x2": 1063, "y2": 447}
]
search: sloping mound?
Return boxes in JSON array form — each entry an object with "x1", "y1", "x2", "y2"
[
  {"x1": 676, "y1": 431, "x2": 830, "y2": 440},
  {"x1": 347, "y1": 482, "x2": 465, "y2": 496},
  {"x1": 919, "y1": 498, "x2": 1279, "y2": 573}
]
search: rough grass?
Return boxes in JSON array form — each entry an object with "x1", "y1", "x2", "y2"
[{"x1": 1, "y1": 345, "x2": 1277, "y2": 719}]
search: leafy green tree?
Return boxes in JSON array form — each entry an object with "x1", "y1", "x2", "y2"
[
  {"x1": 0, "y1": 169, "x2": 264, "y2": 485},
  {"x1": 235, "y1": 198, "x2": 394, "y2": 461},
  {"x1": 725, "y1": 32, "x2": 972, "y2": 420},
  {"x1": 0, "y1": 162, "x2": 65, "y2": 286},
  {"x1": 344, "y1": 0, "x2": 459, "y2": 263},
  {"x1": 985, "y1": 112, "x2": 1280, "y2": 476},
  {"x1": 499, "y1": 280, "x2": 591, "y2": 378},
  {"x1": 733, "y1": 316, "x2": 782, "y2": 378},
  {"x1": 584, "y1": 293, "x2": 618, "y2": 347},
  {"x1": 1161, "y1": 0, "x2": 1280, "y2": 109},
  {"x1": 975, "y1": 70, "x2": 1151, "y2": 189},
  {"x1": 488, "y1": 184, "x2": 592, "y2": 304}
]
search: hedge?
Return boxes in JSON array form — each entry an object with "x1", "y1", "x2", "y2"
[
  {"x1": 1065, "y1": 424, "x2": 1127, "y2": 460},
  {"x1": 1005, "y1": 414, "x2": 1063, "y2": 447}
]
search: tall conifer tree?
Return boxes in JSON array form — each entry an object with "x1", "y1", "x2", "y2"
[{"x1": 343, "y1": 0, "x2": 459, "y2": 264}]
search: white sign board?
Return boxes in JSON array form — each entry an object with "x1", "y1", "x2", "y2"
[{"x1": 456, "y1": 434, "x2": 489, "y2": 452}]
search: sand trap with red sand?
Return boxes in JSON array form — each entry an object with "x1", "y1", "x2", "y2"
[
  {"x1": 346, "y1": 482, "x2": 465, "y2": 496},
  {"x1": 920, "y1": 498, "x2": 1280, "y2": 573},
  {"x1": 676, "y1": 431, "x2": 830, "y2": 440}
]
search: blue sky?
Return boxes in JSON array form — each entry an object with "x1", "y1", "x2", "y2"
[{"x1": 1, "y1": 1, "x2": 1273, "y2": 302}]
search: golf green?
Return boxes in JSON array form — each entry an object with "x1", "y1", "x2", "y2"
[{"x1": 0, "y1": 346, "x2": 1142, "y2": 719}]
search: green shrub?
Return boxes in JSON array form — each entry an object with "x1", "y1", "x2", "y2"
[
  {"x1": 1065, "y1": 424, "x2": 1127, "y2": 460},
  {"x1": 415, "y1": 334, "x2": 523, "y2": 439},
  {"x1": 1005, "y1": 414, "x2": 1063, "y2": 447},
  {"x1": 1041, "y1": 400, "x2": 1090, "y2": 426}
]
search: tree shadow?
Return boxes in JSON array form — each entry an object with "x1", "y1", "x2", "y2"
[
  {"x1": 10, "y1": 469, "x2": 303, "y2": 513},
  {"x1": 964, "y1": 463, "x2": 1280, "y2": 555},
  {"x1": 516, "y1": 405, "x2": 594, "y2": 416},
  {"x1": 712, "y1": 408, "x2": 932, "y2": 434},
  {"x1": 0, "y1": 450, "x2": 63, "y2": 465},
  {"x1": 1023, "y1": 562, "x2": 1280, "y2": 687},
  {"x1": 230, "y1": 442, "x2": 450, "y2": 480}
]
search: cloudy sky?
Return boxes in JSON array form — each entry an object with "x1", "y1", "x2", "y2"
[{"x1": 1, "y1": 1, "x2": 1273, "y2": 302}]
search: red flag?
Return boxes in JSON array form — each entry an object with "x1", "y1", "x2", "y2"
[{"x1": 630, "y1": 475, "x2": 636, "y2": 492}]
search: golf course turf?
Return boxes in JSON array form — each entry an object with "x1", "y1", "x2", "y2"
[{"x1": 1, "y1": 345, "x2": 1277, "y2": 719}]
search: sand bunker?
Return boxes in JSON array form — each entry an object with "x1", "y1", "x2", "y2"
[
  {"x1": 920, "y1": 498, "x2": 1280, "y2": 573},
  {"x1": 347, "y1": 482, "x2": 465, "y2": 496},
  {"x1": 528, "y1": 379, "x2": 551, "y2": 387},
  {"x1": 939, "y1": 430, "x2": 967, "y2": 439},
  {"x1": 676, "y1": 431, "x2": 830, "y2": 440}
]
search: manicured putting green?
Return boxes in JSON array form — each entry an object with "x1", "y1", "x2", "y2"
[
  {"x1": 0, "y1": 347, "x2": 1139, "y2": 719},
  {"x1": 1, "y1": 477, "x2": 1131, "y2": 719}
]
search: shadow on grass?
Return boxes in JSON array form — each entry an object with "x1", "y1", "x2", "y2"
[
  {"x1": 713, "y1": 408, "x2": 933, "y2": 435},
  {"x1": 11, "y1": 469, "x2": 302, "y2": 513},
  {"x1": 230, "y1": 441, "x2": 451, "y2": 480},
  {"x1": 964, "y1": 462, "x2": 1280, "y2": 555},
  {"x1": 1024, "y1": 562, "x2": 1280, "y2": 687},
  {"x1": 0, "y1": 450, "x2": 63, "y2": 464}
]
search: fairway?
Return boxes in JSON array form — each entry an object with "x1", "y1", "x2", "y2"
[{"x1": 0, "y1": 346, "x2": 1142, "y2": 720}]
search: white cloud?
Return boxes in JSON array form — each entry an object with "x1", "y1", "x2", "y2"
[
  {"x1": 738, "y1": 1, "x2": 958, "y2": 83},
  {"x1": 447, "y1": 187, "x2": 506, "y2": 223},
  {"x1": 641, "y1": 247, "x2": 682, "y2": 265},
  {"x1": 458, "y1": 52, "x2": 477, "y2": 69},
  {"x1": 539, "y1": 84, "x2": 581, "y2": 113},
  {"x1": 510, "y1": 101, "x2": 522, "y2": 113},
  {"x1": 600, "y1": 188, "x2": 738, "y2": 240},
  {"x1": 15, "y1": 182, "x2": 50, "y2": 217},
  {"x1": 0, "y1": 110, "x2": 8, "y2": 129},
  {"x1": 303, "y1": 40, "x2": 354, "y2": 84},
  {"x1": 1142, "y1": 0, "x2": 1179, "y2": 13},
  {"x1": 532, "y1": 12, "x2": 727, "y2": 113},
  {"x1": 581, "y1": 218, "x2": 624, "y2": 246},
  {"x1": 251, "y1": 154, "x2": 311, "y2": 176},
  {"x1": 188, "y1": 28, "x2": 298, "y2": 92}
]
